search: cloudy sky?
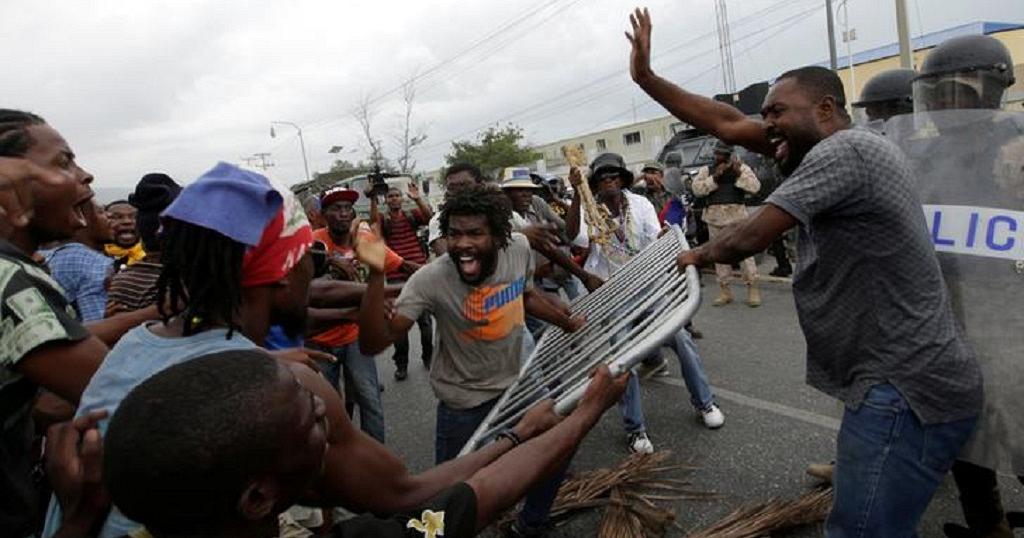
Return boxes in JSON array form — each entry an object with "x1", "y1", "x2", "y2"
[{"x1": 4, "y1": 0, "x2": 1022, "y2": 193}]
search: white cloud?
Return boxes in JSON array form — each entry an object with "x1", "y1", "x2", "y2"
[{"x1": 3, "y1": 0, "x2": 1021, "y2": 189}]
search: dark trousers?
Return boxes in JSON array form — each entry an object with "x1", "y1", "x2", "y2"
[
  {"x1": 435, "y1": 398, "x2": 568, "y2": 529},
  {"x1": 951, "y1": 460, "x2": 1024, "y2": 534},
  {"x1": 769, "y1": 236, "x2": 792, "y2": 273},
  {"x1": 393, "y1": 313, "x2": 433, "y2": 369}
]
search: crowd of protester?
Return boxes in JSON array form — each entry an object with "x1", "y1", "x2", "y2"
[{"x1": 0, "y1": 7, "x2": 1020, "y2": 538}]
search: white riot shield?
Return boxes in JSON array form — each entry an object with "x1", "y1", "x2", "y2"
[
  {"x1": 459, "y1": 226, "x2": 700, "y2": 454},
  {"x1": 886, "y1": 109, "x2": 1024, "y2": 475}
]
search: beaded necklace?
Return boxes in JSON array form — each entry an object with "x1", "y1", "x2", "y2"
[{"x1": 603, "y1": 191, "x2": 640, "y2": 266}]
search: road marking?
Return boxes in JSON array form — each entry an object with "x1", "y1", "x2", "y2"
[{"x1": 650, "y1": 377, "x2": 841, "y2": 432}]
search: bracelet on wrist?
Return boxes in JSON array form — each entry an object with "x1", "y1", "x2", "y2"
[{"x1": 495, "y1": 430, "x2": 522, "y2": 448}]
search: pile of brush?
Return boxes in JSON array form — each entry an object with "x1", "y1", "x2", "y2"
[
  {"x1": 686, "y1": 487, "x2": 833, "y2": 538},
  {"x1": 504, "y1": 451, "x2": 717, "y2": 537}
]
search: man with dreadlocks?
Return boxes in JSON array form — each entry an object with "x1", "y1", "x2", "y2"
[{"x1": 360, "y1": 184, "x2": 586, "y2": 536}]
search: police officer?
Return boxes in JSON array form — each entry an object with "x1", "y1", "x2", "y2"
[
  {"x1": 691, "y1": 140, "x2": 762, "y2": 307},
  {"x1": 851, "y1": 68, "x2": 916, "y2": 126},
  {"x1": 903, "y1": 33, "x2": 1023, "y2": 538}
]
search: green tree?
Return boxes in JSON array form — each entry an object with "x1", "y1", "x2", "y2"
[{"x1": 444, "y1": 124, "x2": 541, "y2": 177}]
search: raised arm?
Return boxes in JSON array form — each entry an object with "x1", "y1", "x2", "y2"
[
  {"x1": 408, "y1": 182, "x2": 433, "y2": 220},
  {"x1": 358, "y1": 269, "x2": 415, "y2": 355},
  {"x1": 627, "y1": 8, "x2": 771, "y2": 154}
]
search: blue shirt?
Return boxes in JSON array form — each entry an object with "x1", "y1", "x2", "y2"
[
  {"x1": 43, "y1": 324, "x2": 257, "y2": 538},
  {"x1": 42, "y1": 243, "x2": 113, "y2": 322}
]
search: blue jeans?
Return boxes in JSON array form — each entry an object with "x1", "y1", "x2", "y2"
[
  {"x1": 435, "y1": 398, "x2": 567, "y2": 529},
  {"x1": 314, "y1": 342, "x2": 386, "y2": 444},
  {"x1": 828, "y1": 384, "x2": 978, "y2": 538},
  {"x1": 670, "y1": 328, "x2": 714, "y2": 410},
  {"x1": 618, "y1": 372, "x2": 647, "y2": 434}
]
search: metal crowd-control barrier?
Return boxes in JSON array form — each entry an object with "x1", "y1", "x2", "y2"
[{"x1": 460, "y1": 225, "x2": 701, "y2": 454}]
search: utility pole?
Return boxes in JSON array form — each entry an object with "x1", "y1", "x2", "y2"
[
  {"x1": 270, "y1": 121, "x2": 311, "y2": 183},
  {"x1": 841, "y1": 0, "x2": 857, "y2": 95},
  {"x1": 252, "y1": 152, "x2": 274, "y2": 171},
  {"x1": 713, "y1": 0, "x2": 737, "y2": 93},
  {"x1": 895, "y1": 0, "x2": 913, "y2": 68},
  {"x1": 240, "y1": 156, "x2": 260, "y2": 168},
  {"x1": 825, "y1": 0, "x2": 838, "y2": 70}
]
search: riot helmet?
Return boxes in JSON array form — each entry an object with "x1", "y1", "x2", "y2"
[
  {"x1": 913, "y1": 34, "x2": 1015, "y2": 111},
  {"x1": 851, "y1": 68, "x2": 915, "y2": 124}
]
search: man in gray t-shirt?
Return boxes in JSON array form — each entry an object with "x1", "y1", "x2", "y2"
[
  {"x1": 627, "y1": 10, "x2": 981, "y2": 536},
  {"x1": 359, "y1": 185, "x2": 584, "y2": 535}
]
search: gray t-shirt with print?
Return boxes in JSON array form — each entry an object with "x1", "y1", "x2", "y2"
[
  {"x1": 766, "y1": 127, "x2": 982, "y2": 425},
  {"x1": 396, "y1": 233, "x2": 534, "y2": 409}
]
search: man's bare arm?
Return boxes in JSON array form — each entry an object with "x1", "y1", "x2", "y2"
[
  {"x1": 466, "y1": 365, "x2": 628, "y2": 530},
  {"x1": 16, "y1": 337, "x2": 109, "y2": 404},
  {"x1": 309, "y1": 279, "x2": 401, "y2": 309},
  {"x1": 288, "y1": 363, "x2": 560, "y2": 514},
  {"x1": 358, "y1": 269, "x2": 416, "y2": 355},
  {"x1": 86, "y1": 305, "x2": 159, "y2": 347},
  {"x1": 626, "y1": 8, "x2": 771, "y2": 154},
  {"x1": 524, "y1": 289, "x2": 584, "y2": 333},
  {"x1": 678, "y1": 204, "x2": 796, "y2": 269}
]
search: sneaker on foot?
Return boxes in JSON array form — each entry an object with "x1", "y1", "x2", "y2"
[
  {"x1": 394, "y1": 367, "x2": 408, "y2": 381},
  {"x1": 627, "y1": 432, "x2": 654, "y2": 454},
  {"x1": 806, "y1": 462, "x2": 834, "y2": 483},
  {"x1": 640, "y1": 358, "x2": 670, "y2": 379},
  {"x1": 699, "y1": 404, "x2": 725, "y2": 429}
]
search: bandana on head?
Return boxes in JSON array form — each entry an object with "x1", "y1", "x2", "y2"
[{"x1": 162, "y1": 162, "x2": 314, "y2": 288}]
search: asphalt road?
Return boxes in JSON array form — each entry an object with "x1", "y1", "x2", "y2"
[{"x1": 368, "y1": 278, "x2": 1023, "y2": 537}]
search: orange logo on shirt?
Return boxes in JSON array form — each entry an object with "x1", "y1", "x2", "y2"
[{"x1": 461, "y1": 277, "x2": 526, "y2": 341}]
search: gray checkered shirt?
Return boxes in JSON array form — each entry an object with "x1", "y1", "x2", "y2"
[{"x1": 767, "y1": 128, "x2": 983, "y2": 425}]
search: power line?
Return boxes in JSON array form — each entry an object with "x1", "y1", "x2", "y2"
[{"x1": 416, "y1": 0, "x2": 819, "y2": 153}]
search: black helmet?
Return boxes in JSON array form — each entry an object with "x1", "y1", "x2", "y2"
[
  {"x1": 914, "y1": 34, "x2": 1015, "y2": 111},
  {"x1": 854, "y1": 69, "x2": 916, "y2": 106},
  {"x1": 852, "y1": 69, "x2": 915, "y2": 122},
  {"x1": 588, "y1": 153, "x2": 634, "y2": 189}
]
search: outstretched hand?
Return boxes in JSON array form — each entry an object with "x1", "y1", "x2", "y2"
[
  {"x1": 577, "y1": 364, "x2": 629, "y2": 414},
  {"x1": 46, "y1": 410, "x2": 111, "y2": 535},
  {"x1": 625, "y1": 7, "x2": 654, "y2": 84},
  {"x1": 353, "y1": 221, "x2": 388, "y2": 273}
]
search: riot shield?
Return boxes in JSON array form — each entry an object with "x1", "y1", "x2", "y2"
[{"x1": 886, "y1": 109, "x2": 1024, "y2": 475}]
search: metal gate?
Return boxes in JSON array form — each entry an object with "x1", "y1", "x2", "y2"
[{"x1": 461, "y1": 225, "x2": 701, "y2": 453}]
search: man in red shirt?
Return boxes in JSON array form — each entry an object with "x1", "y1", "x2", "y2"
[
  {"x1": 370, "y1": 183, "x2": 433, "y2": 381},
  {"x1": 310, "y1": 187, "x2": 403, "y2": 443}
]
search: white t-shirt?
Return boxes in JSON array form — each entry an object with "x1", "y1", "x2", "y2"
[{"x1": 573, "y1": 190, "x2": 661, "y2": 280}]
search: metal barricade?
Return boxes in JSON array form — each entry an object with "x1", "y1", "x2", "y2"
[{"x1": 460, "y1": 225, "x2": 701, "y2": 454}]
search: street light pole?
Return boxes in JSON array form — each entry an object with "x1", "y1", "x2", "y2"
[
  {"x1": 895, "y1": 0, "x2": 914, "y2": 69},
  {"x1": 270, "y1": 121, "x2": 311, "y2": 183},
  {"x1": 825, "y1": 0, "x2": 838, "y2": 70}
]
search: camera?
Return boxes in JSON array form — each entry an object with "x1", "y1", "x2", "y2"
[{"x1": 367, "y1": 167, "x2": 402, "y2": 198}]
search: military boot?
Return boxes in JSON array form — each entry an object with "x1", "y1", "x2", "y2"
[
  {"x1": 712, "y1": 283, "x2": 733, "y2": 306},
  {"x1": 746, "y1": 282, "x2": 762, "y2": 307}
]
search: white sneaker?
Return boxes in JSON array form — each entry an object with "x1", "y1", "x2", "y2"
[
  {"x1": 627, "y1": 432, "x2": 654, "y2": 454},
  {"x1": 699, "y1": 404, "x2": 725, "y2": 429}
]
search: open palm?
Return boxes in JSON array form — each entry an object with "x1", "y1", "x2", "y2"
[{"x1": 625, "y1": 7, "x2": 653, "y2": 83}]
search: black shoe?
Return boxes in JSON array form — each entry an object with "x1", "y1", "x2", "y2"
[
  {"x1": 942, "y1": 523, "x2": 975, "y2": 538},
  {"x1": 1008, "y1": 512, "x2": 1024, "y2": 528},
  {"x1": 769, "y1": 266, "x2": 792, "y2": 277},
  {"x1": 394, "y1": 367, "x2": 408, "y2": 381},
  {"x1": 504, "y1": 520, "x2": 551, "y2": 537}
]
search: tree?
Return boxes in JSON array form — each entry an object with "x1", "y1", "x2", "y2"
[
  {"x1": 352, "y1": 94, "x2": 390, "y2": 170},
  {"x1": 444, "y1": 124, "x2": 541, "y2": 178},
  {"x1": 393, "y1": 78, "x2": 428, "y2": 174}
]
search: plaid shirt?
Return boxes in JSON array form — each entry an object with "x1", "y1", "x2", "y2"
[{"x1": 43, "y1": 243, "x2": 113, "y2": 322}]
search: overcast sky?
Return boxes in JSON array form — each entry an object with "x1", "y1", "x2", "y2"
[{"x1": 4, "y1": 0, "x2": 1022, "y2": 191}]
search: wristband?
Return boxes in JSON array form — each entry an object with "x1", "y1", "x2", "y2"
[{"x1": 495, "y1": 430, "x2": 524, "y2": 446}]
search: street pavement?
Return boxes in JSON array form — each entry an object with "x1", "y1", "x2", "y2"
[{"x1": 368, "y1": 278, "x2": 1023, "y2": 537}]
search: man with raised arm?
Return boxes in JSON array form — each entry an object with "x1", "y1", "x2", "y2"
[{"x1": 625, "y1": 8, "x2": 981, "y2": 536}]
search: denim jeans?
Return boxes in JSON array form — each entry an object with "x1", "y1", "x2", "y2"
[
  {"x1": 828, "y1": 384, "x2": 978, "y2": 538},
  {"x1": 669, "y1": 328, "x2": 715, "y2": 410},
  {"x1": 617, "y1": 372, "x2": 647, "y2": 434},
  {"x1": 393, "y1": 313, "x2": 433, "y2": 368},
  {"x1": 435, "y1": 398, "x2": 567, "y2": 529},
  {"x1": 313, "y1": 342, "x2": 386, "y2": 444}
]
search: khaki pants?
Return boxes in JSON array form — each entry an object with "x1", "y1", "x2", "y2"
[{"x1": 707, "y1": 222, "x2": 758, "y2": 285}]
